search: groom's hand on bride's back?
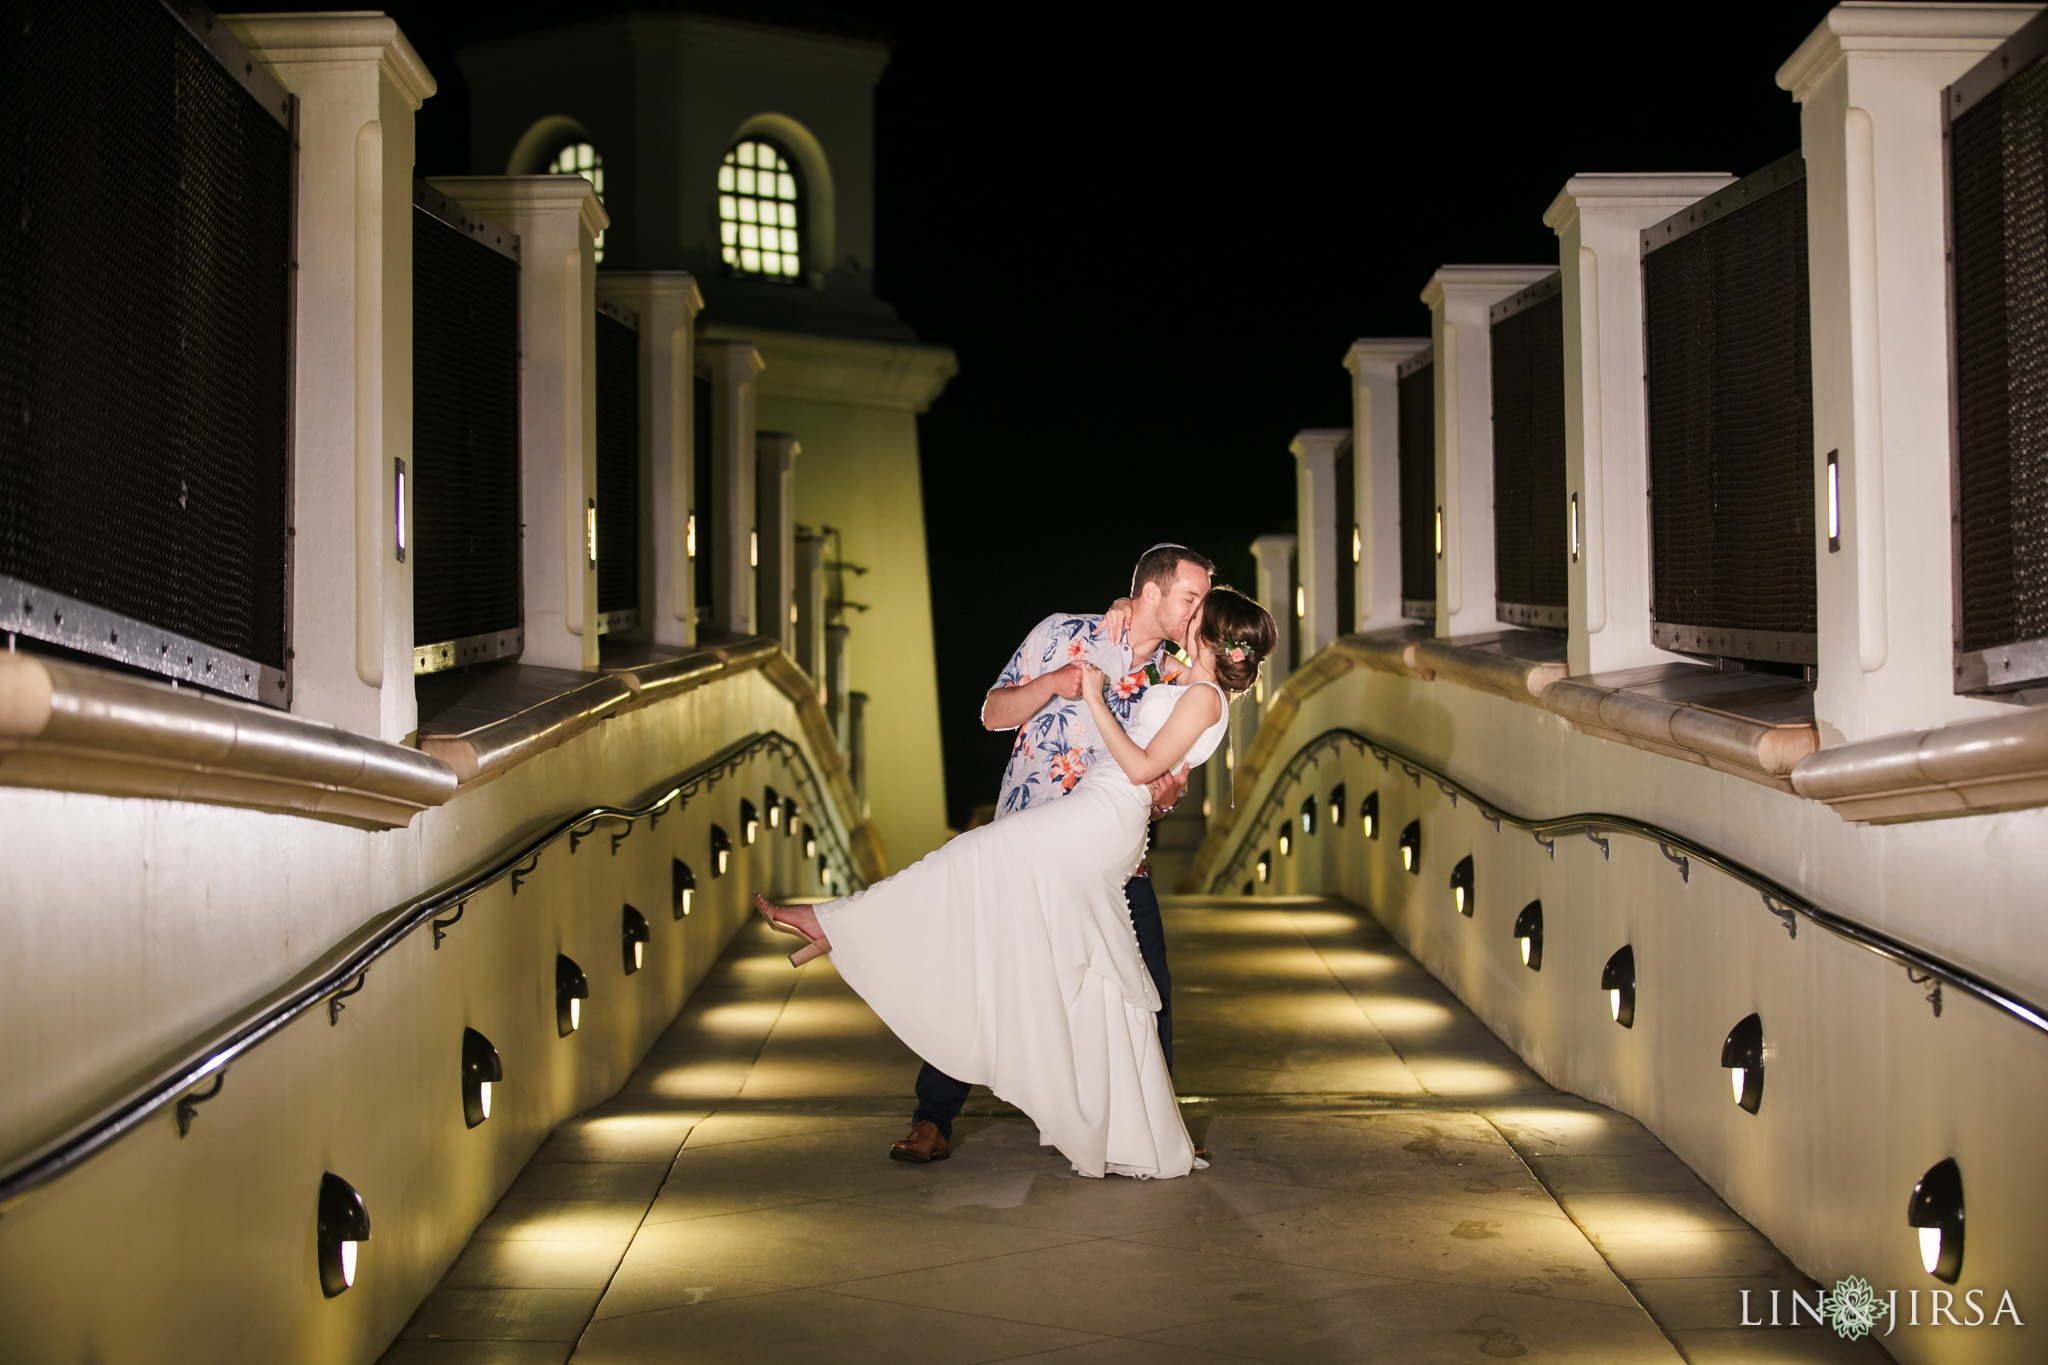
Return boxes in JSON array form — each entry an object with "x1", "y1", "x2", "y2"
[{"x1": 1147, "y1": 764, "x2": 1189, "y2": 817}]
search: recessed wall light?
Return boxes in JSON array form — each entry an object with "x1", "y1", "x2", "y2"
[
  {"x1": 1909, "y1": 1158, "x2": 1965, "y2": 1283},
  {"x1": 1721, "y1": 1013, "x2": 1764, "y2": 1113},
  {"x1": 740, "y1": 799, "x2": 759, "y2": 846},
  {"x1": 672, "y1": 860, "x2": 695, "y2": 919},
  {"x1": 1329, "y1": 783, "x2": 1346, "y2": 828},
  {"x1": 802, "y1": 823, "x2": 816, "y2": 859},
  {"x1": 316, "y1": 1173, "x2": 371, "y2": 1298},
  {"x1": 711, "y1": 825, "x2": 732, "y2": 877},
  {"x1": 1361, "y1": 791, "x2": 1379, "y2": 840},
  {"x1": 1399, "y1": 819, "x2": 1421, "y2": 874},
  {"x1": 1513, "y1": 900, "x2": 1542, "y2": 969},
  {"x1": 1450, "y1": 855, "x2": 1474, "y2": 915},
  {"x1": 621, "y1": 904, "x2": 650, "y2": 975},
  {"x1": 782, "y1": 796, "x2": 799, "y2": 834},
  {"x1": 1300, "y1": 795, "x2": 1317, "y2": 837},
  {"x1": 461, "y1": 1028, "x2": 501, "y2": 1128},
  {"x1": 765, "y1": 786, "x2": 782, "y2": 829},
  {"x1": 1257, "y1": 851, "x2": 1271, "y2": 883},
  {"x1": 557, "y1": 955, "x2": 589, "y2": 1036},
  {"x1": 1602, "y1": 946, "x2": 1636, "y2": 1027}
]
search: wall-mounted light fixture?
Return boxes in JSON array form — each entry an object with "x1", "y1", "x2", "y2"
[
  {"x1": 1450, "y1": 855, "x2": 1474, "y2": 915},
  {"x1": 1352, "y1": 526, "x2": 1361, "y2": 563},
  {"x1": 316, "y1": 1173, "x2": 371, "y2": 1298},
  {"x1": 1300, "y1": 795, "x2": 1318, "y2": 837},
  {"x1": 1278, "y1": 826, "x2": 1292, "y2": 857},
  {"x1": 461, "y1": 1027, "x2": 501, "y2": 1129},
  {"x1": 1908, "y1": 1158, "x2": 1965, "y2": 1283},
  {"x1": 1329, "y1": 782, "x2": 1347, "y2": 829},
  {"x1": 556, "y1": 954, "x2": 589, "y2": 1036},
  {"x1": 1602, "y1": 946, "x2": 1636, "y2": 1028},
  {"x1": 1257, "y1": 851, "x2": 1271, "y2": 883},
  {"x1": 621, "y1": 904, "x2": 650, "y2": 975},
  {"x1": 1434, "y1": 506, "x2": 1444, "y2": 558},
  {"x1": 586, "y1": 499, "x2": 598, "y2": 567},
  {"x1": 740, "y1": 799, "x2": 759, "y2": 846},
  {"x1": 671, "y1": 860, "x2": 695, "y2": 919},
  {"x1": 802, "y1": 823, "x2": 817, "y2": 859},
  {"x1": 1295, "y1": 586, "x2": 1305, "y2": 619},
  {"x1": 1203, "y1": 795, "x2": 1213, "y2": 818},
  {"x1": 1569, "y1": 492, "x2": 1580, "y2": 564},
  {"x1": 1721, "y1": 1013, "x2": 1764, "y2": 1113},
  {"x1": 1826, "y1": 449, "x2": 1841, "y2": 553},
  {"x1": 782, "y1": 796, "x2": 799, "y2": 834},
  {"x1": 749, "y1": 528, "x2": 759, "y2": 569},
  {"x1": 1399, "y1": 819, "x2": 1421, "y2": 874},
  {"x1": 711, "y1": 825, "x2": 732, "y2": 877},
  {"x1": 394, "y1": 458, "x2": 407, "y2": 563},
  {"x1": 1361, "y1": 791, "x2": 1379, "y2": 840},
  {"x1": 765, "y1": 786, "x2": 782, "y2": 829},
  {"x1": 818, "y1": 855, "x2": 834, "y2": 890},
  {"x1": 686, "y1": 511, "x2": 697, "y2": 558},
  {"x1": 1513, "y1": 900, "x2": 1543, "y2": 969}
]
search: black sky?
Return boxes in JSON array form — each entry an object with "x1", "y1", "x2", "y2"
[{"x1": 349, "y1": 0, "x2": 1837, "y2": 827}]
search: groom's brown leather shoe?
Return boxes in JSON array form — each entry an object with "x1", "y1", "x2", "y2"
[{"x1": 890, "y1": 1120, "x2": 952, "y2": 1163}]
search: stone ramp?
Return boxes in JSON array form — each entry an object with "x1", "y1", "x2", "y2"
[{"x1": 382, "y1": 897, "x2": 1888, "y2": 1363}]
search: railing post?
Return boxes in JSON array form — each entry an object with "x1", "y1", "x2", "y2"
[
  {"x1": 1291, "y1": 429, "x2": 1347, "y2": 654},
  {"x1": 1345, "y1": 340, "x2": 1430, "y2": 633},
  {"x1": 596, "y1": 271, "x2": 704, "y2": 648},
  {"x1": 697, "y1": 340, "x2": 763, "y2": 638},
  {"x1": 794, "y1": 531, "x2": 827, "y2": 691},
  {"x1": 1420, "y1": 267, "x2": 1554, "y2": 640},
  {"x1": 755, "y1": 433, "x2": 800, "y2": 654},
  {"x1": 228, "y1": 15, "x2": 435, "y2": 740},
  {"x1": 1252, "y1": 534, "x2": 1297, "y2": 697},
  {"x1": 429, "y1": 175, "x2": 609, "y2": 670}
]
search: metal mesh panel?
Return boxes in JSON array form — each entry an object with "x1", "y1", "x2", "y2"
[
  {"x1": 0, "y1": 0, "x2": 291, "y2": 676},
  {"x1": 412, "y1": 208, "x2": 520, "y2": 648},
  {"x1": 1644, "y1": 176, "x2": 1816, "y2": 659},
  {"x1": 1397, "y1": 362, "x2": 1436, "y2": 616},
  {"x1": 1491, "y1": 292, "x2": 1568, "y2": 625},
  {"x1": 594, "y1": 311, "x2": 639, "y2": 617},
  {"x1": 1953, "y1": 51, "x2": 2048, "y2": 665}
]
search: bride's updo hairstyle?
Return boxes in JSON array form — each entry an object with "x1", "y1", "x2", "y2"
[{"x1": 1197, "y1": 587, "x2": 1277, "y2": 694}]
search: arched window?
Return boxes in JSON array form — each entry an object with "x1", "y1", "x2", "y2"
[
  {"x1": 546, "y1": 141, "x2": 607, "y2": 263},
  {"x1": 718, "y1": 139, "x2": 802, "y2": 281}
]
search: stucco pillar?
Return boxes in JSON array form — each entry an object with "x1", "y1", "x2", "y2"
[
  {"x1": 1291, "y1": 429, "x2": 1347, "y2": 656},
  {"x1": 1780, "y1": 5, "x2": 2032, "y2": 745},
  {"x1": 596, "y1": 271, "x2": 703, "y2": 648},
  {"x1": 1421, "y1": 267, "x2": 1554, "y2": 640},
  {"x1": 228, "y1": 14, "x2": 434, "y2": 742},
  {"x1": 1345, "y1": 340, "x2": 1429, "y2": 634},
  {"x1": 429, "y1": 175, "x2": 608, "y2": 671},
  {"x1": 1544, "y1": 175, "x2": 1735, "y2": 678},
  {"x1": 794, "y1": 532, "x2": 827, "y2": 691},
  {"x1": 1252, "y1": 533, "x2": 1297, "y2": 704},
  {"x1": 756, "y1": 433, "x2": 800, "y2": 654},
  {"x1": 698, "y1": 340, "x2": 763, "y2": 638},
  {"x1": 825, "y1": 621, "x2": 851, "y2": 747}
]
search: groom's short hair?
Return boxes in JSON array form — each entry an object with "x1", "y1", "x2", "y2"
[{"x1": 1131, "y1": 543, "x2": 1215, "y2": 598}]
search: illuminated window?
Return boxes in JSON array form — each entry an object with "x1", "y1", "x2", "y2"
[
  {"x1": 717, "y1": 139, "x2": 802, "y2": 281},
  {"x1": 546, "y1": 141, "x2": 607, "y2": 263}
]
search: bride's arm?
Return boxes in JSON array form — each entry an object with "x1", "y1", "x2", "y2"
[{"x1": 1080, "y1": 668, "x2": 1221, "y2": 785}]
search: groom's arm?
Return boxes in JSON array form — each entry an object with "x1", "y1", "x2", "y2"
[{"x1": 982, "y1": 665, "x2": 1083, "y2": 731}]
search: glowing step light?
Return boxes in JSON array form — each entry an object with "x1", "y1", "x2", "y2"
[
  {"x1": 1449, "y1": 855, "x2": 1474, "y2": 916},
  {"x1": 1329, "y1": 783, "x2": 1346, "y2": 829},
  {"x1": 802, "y1": 823, "x2": 817, "y2": 859},
  {"x1": 672, "y1": 859, "x2": 695, "y2": 919},
  {"x1": 782, "y1": 795, "x2": 800, "y2": 835},
  {"x1": 1299, "y1": 795, "x2": 1317, "y2": 837},
  {"x1": 1399, "y1": 820, "x2": 1421, "y2": 874},
  {"x1": 765, "y1": 786, "x2": 782, "y2": 829},
  {"x1": 711, "y1": 825, "x2": 732, "y2": 877},
  {"x1": 1513, "y1": 900, "x2": 1543, "y2": 970},
  {"x1": 1721, "y1": 1013, "x2": 1764, "y2": 1113},
  {"x1": 556, "y1": 955, "x2": 589, "y2": 1037},
  {"x1": 1909, "y1": 1158, "x2": 1965, "y2": 1284},
  {"x1": 1601, "y1": 945, "x2": 1636, "y2": 1028},
  {"x1": 461, "y1": 1028, "x2": 501, "y2": 1129},
  {"x1": 1360, "y1": 790, "x2": 1379, "y2": 840},
  {"x1": 1257, "y1": 851, "x2": 1271, "y2": 883},
  {"x1": 316, "y1": 1173, "x2": 371, "y2": 1298},
  {"x1": 621, "y1": 904, "x2": 650, "y2": 975},
  {"x1": 740, "y1": 799, "x2": 760, "y2": 846},
  {"x1": 1278, "y1": 826, "x2": 1292, "y2": 857}
]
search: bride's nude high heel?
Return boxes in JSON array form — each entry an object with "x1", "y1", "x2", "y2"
[{"x1": 754, "y1": 893, "x2": 832, "y2": 967}]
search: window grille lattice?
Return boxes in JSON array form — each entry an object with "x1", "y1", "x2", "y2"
[
  {"x1": 594, "y1": 311, "x2": 639, "y2": 617},
  {"x1": 1490, "y1": 292, "x2": 1569, "y2": 625},
  {"x1": 1644, "y1": 178, "x2": 1816, "y2": 655},
  {"x1": 413, "y1": 209, "x2": 521, "y2": 649},
  {"x1": 1397, "y1": 363, "x2": 1436, "y2": 616},
  {"x1": 0, "y1": 0, "x2": 291, "y2": 672},
  {"x1": 1952, "y1": 52, "x2": 2048, "y2": 662},
  {"x1": 718, "y1": 140, "x2": 801, "y2": 280}
]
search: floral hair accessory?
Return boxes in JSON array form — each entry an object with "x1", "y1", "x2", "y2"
[
  {"x1": 1221, "y1": 638, "x2": 1253, "y2": 662},
  {"x1": 1229, "y1": 647, "x2": 1246, "y2": 662}
]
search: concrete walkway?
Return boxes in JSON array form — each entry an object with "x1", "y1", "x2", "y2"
[{"x1": 385, "y1": 897, "x2": 1886, "y2": 1364}]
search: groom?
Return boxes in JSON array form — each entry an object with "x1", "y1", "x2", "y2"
[{"x1": 888, "y1": 543, "x2": 1214, "y2": 1163}]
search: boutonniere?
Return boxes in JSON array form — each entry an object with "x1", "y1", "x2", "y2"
[{"x1": 1143, "y1": 662, "x2": 1164, "y2": 686}]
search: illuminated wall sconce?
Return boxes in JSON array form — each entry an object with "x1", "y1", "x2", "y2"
[
  {"x1": 1825, "y1": 449, "x2": 1841, "y2": 553},
  {"x1": 765, "y1": 786, "x2": 782, "y2": 829},
  {"x1": 1908, "y1": 1158, "x2": 1965, "y2": 1283},
  {"x1": 1203, "y1": 796, "x2": 1212, "y2": 818},
  {"x1": 1300, "y1": 795, "x2": 1317, "y2": 837},
  {"x1": 1257, "y1": 851, "x2": 1271, "y2": 883},
  {"x1": 671, "y1": 859, "x2": 695, "y2": 919},
  {"x1": 1361, "y1": 791, "x2": 1379, "y2": 840},
  {"x1": 394, "y1": 458, "x2": 407, "y2": 563},
  {"x1": 460, "y1": 1027, "x2": 501, "y2": 1129},
  {"x1": 711, "y1": 825, "x2": 732, "y2": 877},
  {"x1": 802, "y1": 823, "x2": 817, "y2": 859},
  {"x1": 1399, "y1": 819, "x2": 1421, "y2": 874},
  {"x1": 1329, "y1": 783, "x2": 1346, "y2": 829},
  {"x1": 1513, "y1": 900, "x2": 1543, "y2": 969},
  {"x1": 1434, "y1": 506, "x2": 1444, "y2": 558},
  {"x1": 686, "y1": 511, "x2": 698, "y2": 557},
  {"x1": 586, "y1": 498, "x2": 598, "y2": 567},
  {"x1": 1569, "y1": 492, "x2": 1580, "y2": 563},
  {"x1": 316, "y1": 1173, "x2": 371, "y2": 1298},
  {"x1": 1602, "y1": 945, "x2": 1636, "y2": 1027},
  {"x1": 782, "y1": 796, "x2": 799, "y2": 834},
  {"x1": 1450, "y1": 855, "x2": 1474, "y2": 915},
  {"x1": 1278, "y1": 827, "x2": 1292, "y2": 856},
  {"x1": 556, "y1": 954, "x2": 589, "y2": 1036},
  {"x1": 818, "y1": 856, "x2": 834, "y2": 890},
  {"x1": 1352, "y1": 525, "x2": 1361, "y2": 563},
  {"x1": 1721, "y1": 1013, "x2": 1764, "y2": 1113},
  {"x1": 750, "y1": 527, "x2": 759, "y2": 568},
  {"x1": 740, "y1": 799, "x2": 759, "y2": 846},
  {"x1": 1295, "y1": 585, "x2": 1305, "y2": 619},
  {"x1": 621, "y1": 904, "x2": 650, "y2": 975}
]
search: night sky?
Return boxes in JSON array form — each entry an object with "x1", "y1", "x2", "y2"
[{"x1": 311, "y1": 0, "x2": 1837, "y2": 827}]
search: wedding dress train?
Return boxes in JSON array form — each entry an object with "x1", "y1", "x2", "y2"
[{"x1": 813, "y1": 682, "x2": 1229, "y2": 1179}]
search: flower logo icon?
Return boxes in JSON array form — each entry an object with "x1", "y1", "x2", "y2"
[{"x1": 1825, "y1": 1276, "x2": 1884, "y2": 1341}]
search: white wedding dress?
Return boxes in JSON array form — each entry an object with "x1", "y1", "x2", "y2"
[{"x1": 813, "y1": 682, "x2": 1231, "y2": 1179}]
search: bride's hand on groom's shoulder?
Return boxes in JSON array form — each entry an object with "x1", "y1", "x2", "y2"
[{"x1": 1100, "y1": 598, "x2": 1133, "y2": 644}]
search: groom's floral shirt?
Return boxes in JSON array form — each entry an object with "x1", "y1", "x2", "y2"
[{"x1": 989, "y1": 612, "x2": 1181, "y2": 819}]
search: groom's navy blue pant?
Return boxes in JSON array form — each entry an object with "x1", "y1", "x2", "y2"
[{"x1": 912, "y1": 873, "x2": 1171, "y2": 1140}]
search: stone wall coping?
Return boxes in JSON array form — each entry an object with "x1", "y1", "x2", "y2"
[
  {"x1": 1414, "y1": 631, "x2": 1569, "y2": 704},
  {"x1": 1791, "y1": 702, "x2": 2048, "y2": 822}
]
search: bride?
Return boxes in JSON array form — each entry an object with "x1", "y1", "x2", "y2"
[{"x1": 754, "y1": 587, "x2": 1277, "y2": 1179}]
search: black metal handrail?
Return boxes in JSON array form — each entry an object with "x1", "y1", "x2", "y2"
[
  {"x1": 1212, "y1": 727, "x2": 2048, "y2": 1040},
  {"x1": 0, "y1": 729, "x2": 861, "y2": 1210}
]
